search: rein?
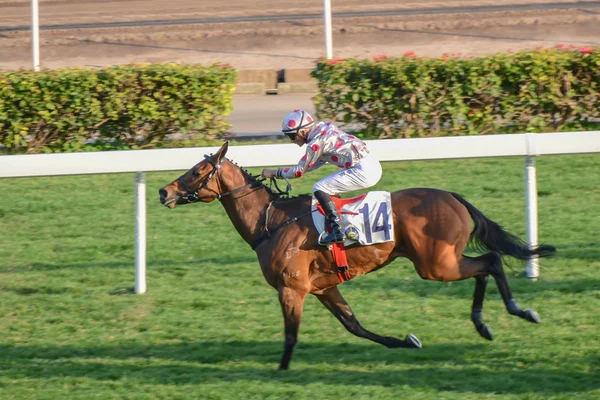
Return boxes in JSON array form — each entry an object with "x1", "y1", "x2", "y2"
[
  {"x1": 178, "y1": 155, "x2": 291, "y2": 203},
  {"x1": 179, "y1": 154, "x2": 308, "y2": 250}
]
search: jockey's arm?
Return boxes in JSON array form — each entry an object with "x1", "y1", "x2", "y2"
[
  {"x1": 261, "y1": 158, "x2": 323, "y2": 180},
  {"x1": 306, "y1": 159, "x2": 326, "y2": 172},
  {"x1": 265, "y1": 137, "x2": 327, "y2": 180},
  {"x1": 262, "y1": 168, "x2": 277, "y2": 178}
]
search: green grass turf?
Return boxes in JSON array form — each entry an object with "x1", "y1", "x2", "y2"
[{"x1": 0, "y1": 153, "x2": 598, "y2": 399}]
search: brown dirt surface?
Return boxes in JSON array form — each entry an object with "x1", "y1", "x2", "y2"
[{"x1": 1, "y1": 0, "x2": 600, "y2": 71}]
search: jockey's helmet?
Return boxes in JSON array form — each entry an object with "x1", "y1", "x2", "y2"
[{"x1": 281, "y1": 110, "x2": 314, "y2": 141}]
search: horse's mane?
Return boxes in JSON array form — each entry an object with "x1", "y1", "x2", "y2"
[
  {"x1": 227, "y1": 158, "x2": 311, "y2": 201},
  {"x1": 279, "y1": 193, "x2": 312, "y2": 202},
  {"x1": 227, "y1": 158, "x2": 275, "y2": 195}
]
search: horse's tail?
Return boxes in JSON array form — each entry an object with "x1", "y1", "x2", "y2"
[{"x1": 451, "y1": 192, "x2": 556, "y2": 260}]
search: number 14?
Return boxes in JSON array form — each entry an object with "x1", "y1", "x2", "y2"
[{"x1": 358, "y1": 202, "x2": 392, "y2": 243}]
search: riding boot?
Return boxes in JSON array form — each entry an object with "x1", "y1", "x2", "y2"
[{"x1": 315, "y1": 190, "x2": 345, "y2": 245}]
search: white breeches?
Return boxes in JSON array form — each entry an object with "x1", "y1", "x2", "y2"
[{"x1": 313, "y1": 155, "x2": 382, "y2": 195}]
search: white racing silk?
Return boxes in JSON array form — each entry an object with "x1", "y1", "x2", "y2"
[{"x1": 276, "y1": 122, "x2": 370, "y2": 179}]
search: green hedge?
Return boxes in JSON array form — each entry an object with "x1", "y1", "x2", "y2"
[
  {"x1": 0, "y1": 63, "x2": 236, "y2": 153},
  {"x1": 311, "y1": 46, "x2": 600, "y2": 138}
]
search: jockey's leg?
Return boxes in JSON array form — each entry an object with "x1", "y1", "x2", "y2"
[
  {"x1": 313, "y1": 158, "x2": 382, "y2": 246},
  {"x1": 314, "y1": 190, "x2": 345, "y2": 245}
]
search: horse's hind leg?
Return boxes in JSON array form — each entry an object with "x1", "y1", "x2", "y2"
[
  {"x1": 472, "y1": 274, "x2": 494, "y2": 341},
  {"x1": 315, "y1": 286, "x2": 421, "y2": 349},
  {"x1": 485, "y1": 251, "x2": 541, "y2": 324},
  {"x1": 461, "y1": 252, "x2": 540, "y2": 341},
  {"x1": 453, "y1": 254, "x2": 495, "y2": 340}
]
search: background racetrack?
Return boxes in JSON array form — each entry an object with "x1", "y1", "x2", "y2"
[
  {"x1": 2, "y1": 0, "x2": 600, "y2": 70},
  {"x1": 1, "y1": 154, "x2": 598, "y2": 399}
]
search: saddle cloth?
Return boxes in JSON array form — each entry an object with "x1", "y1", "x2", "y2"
[{"x1": 311, "y1": 191, "x2": 394, "y2": 246}]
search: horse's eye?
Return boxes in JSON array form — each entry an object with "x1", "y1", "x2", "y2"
[{"x1": 193, "y1": 170, "x2": 200, "y2": 177}]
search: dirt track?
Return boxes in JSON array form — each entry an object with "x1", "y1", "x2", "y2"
[{"x1": 1, "y1": 0, "x2": 600, "y2": 71}]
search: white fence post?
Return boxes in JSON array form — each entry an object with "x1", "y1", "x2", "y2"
[
  {"x1": 524, "y1": 156, "x2": 539, "y2": 280},
  {"x1": 323, "y1": 0, "x2": 333, "y2": 59},
  {"x1": 31, "y1": 0, "x2": 40, "y2": 71},
  {"x1": 134, "y1": 173, "x2": 147, "y2": 294}
]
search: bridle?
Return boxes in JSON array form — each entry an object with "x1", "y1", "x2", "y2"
[
  {"x1": 177, "y1": 154, "x2": 290, "y2": 203},
  {"x1": 178, "y1": 155, "x2": 252, "y2": 202}
]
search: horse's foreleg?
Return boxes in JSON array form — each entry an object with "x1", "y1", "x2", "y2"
[
  {"x1": 315, "y1": 287, "x2": 421, "y2": 349},
  {"x1": 277, "y1": 285, "x2": 306, "y2": 370}
]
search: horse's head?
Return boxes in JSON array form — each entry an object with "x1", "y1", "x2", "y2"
[{"x1": 159, "y1": 141, "x2": 229, "y2": 208}]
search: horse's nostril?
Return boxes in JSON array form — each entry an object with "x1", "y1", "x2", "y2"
[{"x1": 159, "y1": 188, "x2": 168, "y2": 201}]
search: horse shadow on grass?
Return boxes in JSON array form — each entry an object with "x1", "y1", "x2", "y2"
[
  {"x1": 1, "y1": 255, "x2": 258, "y2": 273},
  {"x1": 0, "y1": 341, "x2": 594, "y2": 396}
]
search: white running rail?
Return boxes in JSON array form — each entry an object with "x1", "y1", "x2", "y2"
[{"x1": 1, "y1": 131, "x2": 599, "y2": 291}]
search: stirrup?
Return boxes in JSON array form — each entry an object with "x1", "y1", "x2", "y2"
[{"x1": 318, "y1": 230, "x2": 345, "y2": 246}]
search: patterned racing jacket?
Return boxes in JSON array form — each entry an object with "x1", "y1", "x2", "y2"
[{"x1": 276, "y1": 122, "x2": 369, "y2": 179}]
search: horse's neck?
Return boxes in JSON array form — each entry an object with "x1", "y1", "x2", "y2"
[{"x1": 218, "y1": 172, "x2": 274, "y2": 247}]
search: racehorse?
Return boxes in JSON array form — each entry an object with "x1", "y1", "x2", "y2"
[{"x1": 158, "y1": 142, "x2": 556, "y2": 370}]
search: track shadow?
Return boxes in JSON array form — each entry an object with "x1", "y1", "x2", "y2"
[
  {"x1": 361, "y1": 25, "x2": 600, "y2": 46},
  {"x1": 61, "y1": 38, "x2": 317, "y2": 61},
  {"x1": 554, "y1": 242, "x2": 600, "y2": 261},
  {"x1": 0, "y1": 341, "x2": 593, "y2": 395},
  {"x1": 0, "y1": 254, "x2": 258, "y2": 272}
]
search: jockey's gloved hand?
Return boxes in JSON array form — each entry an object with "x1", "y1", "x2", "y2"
[{"x1": 262, "y1": 169, "x2": 276, "y2": 179}]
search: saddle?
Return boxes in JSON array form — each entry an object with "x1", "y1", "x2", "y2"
[{"x1": 311, "y1": 191, "x2": 394, "y2": 282}]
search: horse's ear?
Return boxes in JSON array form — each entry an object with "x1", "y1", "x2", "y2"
[{"x1": 214, "y1": 141, "x2": 229, "y2": 162}]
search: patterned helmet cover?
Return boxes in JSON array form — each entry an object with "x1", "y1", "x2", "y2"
[{"x1": 281, "y1": 110, "x2": 314, "y2": 139}]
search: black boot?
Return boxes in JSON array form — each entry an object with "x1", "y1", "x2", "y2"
[{"x1": 315, "y1": 190, "x2": 345, "y2": 245}]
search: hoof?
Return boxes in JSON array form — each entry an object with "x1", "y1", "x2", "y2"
[
  {"x1": 405, "y1": 333, "x2": 422, "y2": 349},
  {"x1": 477, "y1": 323, "x2": 494, "y2": 341},
  {"x1": 523, "y1": 309, "x2": 541, "y2": 323}
]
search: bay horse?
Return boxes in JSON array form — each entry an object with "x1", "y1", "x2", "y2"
[{"x1": 158, "y1": 142, "x2": 556, "y2": 370}]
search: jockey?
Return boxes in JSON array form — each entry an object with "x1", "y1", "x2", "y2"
[{"x1": 262, "y1": 110, "x2": 382, "y2": 246}]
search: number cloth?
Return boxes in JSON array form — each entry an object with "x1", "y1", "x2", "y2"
[{"x1": 311, "y1": 191, "x2": 394, "y2": 246}]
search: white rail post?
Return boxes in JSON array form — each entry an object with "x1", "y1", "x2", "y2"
[
  {"x1": 524, "y1": 155, "x2": 539, "y2": 280},
  {"x1": 31, "y1": 0, "x2": 40, "y2": 71},
  {"x1": 323, "y1": 0, "x2": 333, "y2": 59},
  {"x1": 134, "y1": 173, "x2": 147, "y2": 294}
]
